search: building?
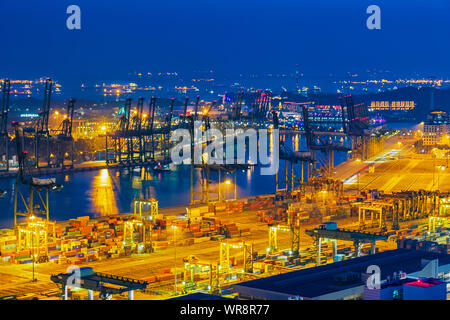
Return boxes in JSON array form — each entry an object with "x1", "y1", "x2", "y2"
[
  {"x1": 423, "y1": 110, "x2": 449, "y2": 146},
  {"x1": 403, "y1": 278, "x2": 447, "y2": 300},
  {"x1": 169, "y1": 292, "x2": 233, "y2": 300},
  {"x1": 364, "y1": 276, "x2": 446, "y2": 300},
  {"x1": 231, "y1": 249, "x2": 450, "y2": 300},
  {"x1": 368, "y1": 101, "x2": 415, "y2": 112}
]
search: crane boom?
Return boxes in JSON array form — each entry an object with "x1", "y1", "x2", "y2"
[{"x1": 1, "y1": 79, "x2": 10, "y2": 135}]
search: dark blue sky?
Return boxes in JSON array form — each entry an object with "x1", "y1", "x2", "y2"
[{"x1": 0, "y1": 0, "x2": 449, "y2": 84}]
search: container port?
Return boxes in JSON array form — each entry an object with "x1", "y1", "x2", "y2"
[{"x1": 1, "y1": 1, "x2": 450, "y2": 309}]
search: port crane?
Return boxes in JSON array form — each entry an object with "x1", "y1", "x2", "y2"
[
  {"x1": 53, "y1": 98, "x2": 76, "y2": 168},
  {"x1": 0, "y1": 79, "x2": 10, "y2": 171},
  {"x1": 302, "y1": 104, "x2": 350, "y2": 179},
  {"x1": 105, "y1": 96, "x2": 181, "y2": 166},
  {"x1": 271, "y1": 109, "x2": 314, "y2": 193},
  {"x1": 339, "y1": 94, "x2": 383, "y2": 161},
  {"x1": 232, "y1": 91, "x2": 244, "y2": 122},
  {"x1": 188, "y1": 98, "x2": 249, "y2": 204},
  {"x1": 129, "y1": 97, "x2": 145, "y2": 163},
  {"x1": 13, "y1": 121, "x2": 62, "y2": 226},
  {"x1": 143, "y1": 96, "x2": 157, "y2": 162},
  {"x1": 251, "y1": 90, "x2": 271, "y2": 126},
  {"x1": 161, "y1": 98, "x2": 175, "y2": 162},
  {"x1": 34, "y1": 78, "x2": 52, "y2": 168},
  {"x1": 193, "y1": 95, "x2": 200, "y2": 121}
]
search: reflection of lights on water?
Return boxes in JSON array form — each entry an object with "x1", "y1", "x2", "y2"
[
  {"x1": 91, "y1": 169, "x2": 118, "y2": 215},
  {"x1": 99, "y1": 169, "x2": 109, "y2": 185}
]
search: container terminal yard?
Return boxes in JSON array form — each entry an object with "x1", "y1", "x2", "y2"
[{"x1": 0, "y1": 76, "x2": 450, "y2": 302}]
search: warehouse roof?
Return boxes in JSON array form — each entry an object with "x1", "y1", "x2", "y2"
[
  {"x1": 169, "y1": 293, "x2": 233, "y2": 300},
  {"x1": 232, "y1": 249, "x2": 450, "y2": 299}
]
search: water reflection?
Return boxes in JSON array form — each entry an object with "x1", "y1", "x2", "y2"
[{"x1": 89, "y1": 169, "x2": 119, "y2": 216}]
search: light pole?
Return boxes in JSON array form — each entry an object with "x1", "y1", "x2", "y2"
[
  {"x1": 172, "y1": 225, "x2": 177, "y2": 296},
  {"x1": 437, "y1": 165, "x2": 445, "y2": 191},
  {"x1": 30, "y1": 215, "x2": 37, "y2": 282},
  {"x1": 433, "y1": 152, "x2": 436, "y2": 190},
  {"x1": 355, "y1": 158, "x2": 361, "y2": 196}
]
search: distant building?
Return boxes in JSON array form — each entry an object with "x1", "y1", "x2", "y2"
[
  {"x1": 368, "y1": 101, "x2": 415, "y2": 112},
  {"x1": 423, "y1": 110, "x2": 449, "y2": 146}
]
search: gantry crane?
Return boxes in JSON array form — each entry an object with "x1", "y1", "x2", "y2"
[
  {"x1": 0, "y1": 79, "x2": 10, "y2": 171},
  {"x1": 271, "y1": 110, "x2": 314, "y2": 193},
  {"x1": 161, "y1": 98, "x2": 175, "y2": 162},
  {"x1": 302, "y1": 104, "x2": 350, "y2": 179},
  {"x1": 13, "y1": 121, "x2": 62, "y2": 226},
  {"x1": 339, "y1": 95, "x2": 383, "y2": 161},
  {"x1": 182, "y1": 255, "x2": 221, "y2": 294},
  {"x1": 268, "y1": 223, "x2": 301, "y2": 257},
  {"x1": 182, "y1": 96, "x2": 189, "y2": 119},
  {"x1": 35, "y1": 78, "x2": 52, "y2": 168},
  {"x1": 130, "y1": 97, "x2": 145, "y2": 162},
  {"x1": 54, "y1": 98, "x2": 76, "y2": 168},
  {"x1": 144, "y1": 96, "x2": 157, "y2": 162},
  {"x1": 193, "y1": 95, "x2": 200, "y2": 121},
  {"x1": 232, "y1": 91, "x2": 244, "y2": 122},
  {"x1": 251, "y1": 90, "x2": 271, "y2": 126},
  {"x1": 219, "y1": 241, "x2": 254, "y2": 275},
  {"x1": 189, "y1": 99, "x2": 247, "y2": 204}
]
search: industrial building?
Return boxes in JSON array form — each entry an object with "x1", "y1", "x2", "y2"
[
  {"x1": 232, "y1": 249, "x2": 450, "y2": 300},
  {"x1": 423, "y1": 110, "x2": 449, "y2": 146}
]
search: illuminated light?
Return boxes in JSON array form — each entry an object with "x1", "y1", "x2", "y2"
[{"x1": 225, "y1": 180, "x2": 231, "y2": 185}]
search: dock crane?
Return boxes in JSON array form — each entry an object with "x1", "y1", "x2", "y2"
[
  {"x1": 144, "y1": 97, "x2": 157, "y2": 162},
  {"x1": 232, "y1": 91, "x2": 244, "y2": 122},
  {"x1": 202, "y1": 100, "x2": 217, "y2": 131},
  {"x1": 271, "y1": 110, "x2": 314, "y2": 193},
  {"x1": 35, "y1": 78, "x2": 52, "y2": 168},
  {"x1": 339, "y1": 95, "x2": 376, "y2": 161},
  {"x1": 54, "y1": 98, "x2": 75, "y2": 168},
  {"x1": 268, "y1": 223, "x2": 300, "y2": 257},
  {"x1": 193, "y1": 95, "x2": 200, "y2": 121},
  {"x1": 131, "y1": 97, "x2": 145, "y2": 162},
  {"x1": 188, "y1": 97, "x2": 245, "y2": 204},
  {"x1": 117, "y1": 98, "x2": 133, "y2": 163},
  {"x1": 182, "y1": 96, "x2": 189, "y2": 119},
  {"x1": 301, "y1": 104, "x2": 349, "y2": 179},
  {"x1": 12, "y1": 121, "x2": 62, "y2": 232},
  {"x1": 0, "y1": 79, "x2": 10, "y2": 171},
  {"x1": 251, "y1": 90, "x2": 271, "y2": 126},
  {"x1": 162, "y1": 98, "x2": 175, "y2": 162}
]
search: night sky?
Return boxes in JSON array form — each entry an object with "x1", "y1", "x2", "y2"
[{"x1": 0, "y1": 0, "x2": 449, "y2": 85}]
